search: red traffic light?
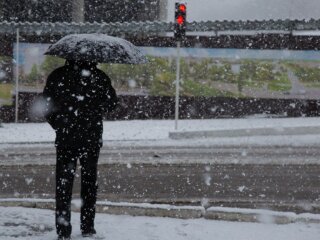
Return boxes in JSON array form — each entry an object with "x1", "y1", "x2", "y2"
[
  {"x1": 174, "y1": 2, "x2": 187, "y2": 40},
  {"x1": 175, "y1": 3, "x2": 186, "y2": 25},
  {"x1": 176, "y1": 15, "x2": 185, "y2": 25},
  {"x1": 179, "y1": 4, "x2": 186, "y2": 12}
]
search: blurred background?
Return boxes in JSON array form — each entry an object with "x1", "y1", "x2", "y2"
[{"x1": 1, "y1": 0, "x2": 320, "y2": 121}]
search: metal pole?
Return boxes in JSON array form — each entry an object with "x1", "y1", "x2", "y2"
[
  {"x1": 174, "y1": 41, "x2": 181, "y2": 130},
  {"x1": 15, "y1": 28, "x2": 19, "y2": 123}
]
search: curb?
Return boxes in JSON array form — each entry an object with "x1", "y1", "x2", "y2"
[
  {"x1": 0, "y1": 199, "x2": 319, "y2": 224},
  {"x1": 205, "y1": 207, "x2": 320, "y2": 224},
  {"x1": 169, "y1": 126, "x2": 320, "y2": 139}
]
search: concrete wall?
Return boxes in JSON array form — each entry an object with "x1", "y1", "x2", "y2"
[{"x1": 1, "y1": 92, "x2": 319, "y2": 123}]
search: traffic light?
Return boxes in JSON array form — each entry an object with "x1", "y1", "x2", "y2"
[{"x1": 174, "y1": 3, "x2": 186, "y2": 40}]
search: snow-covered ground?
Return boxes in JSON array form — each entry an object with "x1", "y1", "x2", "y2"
[
  {"x1": 1, "y1": 118, "x2": 320, "y2": 239},
  {"x1": 1, "y1": 117, "x2": 320, "y2": 146},
  {"x1": 1, "y1": 117, "x2": 320, "y2": 143},
  {"x1": 0, "y1": 206, "x2": 319, "y2": 240}
]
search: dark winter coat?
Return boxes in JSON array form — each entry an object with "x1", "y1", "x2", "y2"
[{"x1": 43, "y1": 62, "x2": 117, "y2": 148}]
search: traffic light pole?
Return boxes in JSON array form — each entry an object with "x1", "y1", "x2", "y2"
[
  {"x1": 174, "y1": 2, "x2": 186, "y2": 130},
  {"x1": 174, "y1": 41, "x2": 181, "y2": 130}
]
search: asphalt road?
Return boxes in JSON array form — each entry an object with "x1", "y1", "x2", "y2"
[
  {"x1": 1, "y1": 143, "x2": 320, "y2": 165},
  {"x1": 0, "y1": 144, "x2": 319, "y2": 213}
]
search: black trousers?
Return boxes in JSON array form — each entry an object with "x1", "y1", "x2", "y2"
[{"x1": 55, "y1": 146, "x2": 100, "y2": 237}]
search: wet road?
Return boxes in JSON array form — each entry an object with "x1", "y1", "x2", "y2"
[{"x1": 0, "y1": 144, "x2": 319, "y2": 213}]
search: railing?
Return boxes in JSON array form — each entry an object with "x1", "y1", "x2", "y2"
[{"x1": 1, "y1": 19, "x2": 320, "y2": 36}]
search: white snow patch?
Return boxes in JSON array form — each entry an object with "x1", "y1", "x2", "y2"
[
  {"x1": 76, "y1": 95, "x2": 84, "y2": 101},
  {"x1": 203, "y1": 173, "x2": 212, "y2": 186},
  {"x1": 126, "y1": 163, "x2": 132, "y2": 169},
  {"x1": 81, "y1": 69, "x2": 91, "y2": 77},
  {"x1": 0, "y1": 206, "x2": 319, "y2": 240},
  {"x1": 24, "y1": 178, "x2": 33, "y2": 185},
  {"x1": 207, "y1": 206, "x2": 320, "y2": 220},
  {"x1": 238, "y1": 186, "x2": 246, "y2": 192},
  {"x1": 0, "y1": 71, "x2": 6, "y2": 79},
  {"x1": 1, "y1": 118, "x2": 320, "y2": 146}
]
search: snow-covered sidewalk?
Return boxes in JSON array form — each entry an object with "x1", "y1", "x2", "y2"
[
  {"x1": 1, "y1": 117, "x2": 320, "y2": 146},
  {"x1": 0, "y1": 206, "x2": 319, "y2": 240},
  {"x1": 1, "y1": 119, "x2": 320, "y2": 239}
]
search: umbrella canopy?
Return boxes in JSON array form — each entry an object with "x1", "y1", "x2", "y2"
[{"x1": 44, "y1": 34, "x2": 147, "y2": 64}]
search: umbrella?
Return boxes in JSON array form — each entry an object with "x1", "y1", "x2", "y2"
[{"x1": 44, "y1": 33, "x2": 147, "y2": 64}]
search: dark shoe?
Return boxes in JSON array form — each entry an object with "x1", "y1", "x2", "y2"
[
  {"x1": 57, "y1": 236, "x2": 71, "y2": 240},
  {"x1": 82, "y1": 228, "x2": 96, "y2": 237}
]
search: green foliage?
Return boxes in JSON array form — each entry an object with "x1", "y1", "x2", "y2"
[
  {"x1": 0, "y1": 83, "x2": 12, "y2": 99},
  {"x1": 267, "y1": 74, "x2": 291, "y2": 91},
  {"x1": 290, "y1": 64, "x2": 320, "y2": 83},
  {"x1": 187, "y1": 59, "x2": 213, "y2": 80},
  {"x1": 304, "y1": 82, "x2": 320, "y2": 88},
  {"x1": 256, "y1": 63, "x2": 275, "y2": 82},
  {"x1": 0, "y1": 83, "x2": 13, "y2": 105},
  {"x1": 99, "y1": 56, "x2": 170, "y2": 89},
  {"x1": 99, "y1": 57, "x2": 292, "y2": 96},
  {"x1": 236, "y1": 60, "x2": 283, "y2": 93},
  {"x1": 26, "y1": 64, "x2": 41, "y2": 84},
  {"x1": 208, "y1": 62, "x2": 236, "y2": 83},
  {"x1": 100, "y1": 57, "x2": 241, "y2": 96},
  {"x1": 32, "y1": 55, "x2": 320, "y2": 97},
  {"x1": 239, "y1": 61, "x2": 275, "y2": 84},
  {"x1": 0, "y1": 56, "x2": 11, "y2": 61},
  {"x1": 149, "y1": 72, "x2": 175, "y2": 96},
  {"x1": 41, "y1": 56, "x2": 65, "y2": 77},
  {"x1": 179, "y1": 59, "x2": 236, "y2": 83},
  {"x1": 181, "y1": 79, "x2": 235, "y2": 97},
  {"x1": 150, "y1": 73, "x2": 235, "y2": 97}
]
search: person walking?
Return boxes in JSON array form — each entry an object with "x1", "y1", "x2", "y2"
[{"x1": 43, "y1": 60, "x2": 117, "y2": 239}]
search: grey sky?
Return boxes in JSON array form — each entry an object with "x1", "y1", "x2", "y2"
[{"x1": 166, "y1": 0, "x2": 320, "y2": 21}]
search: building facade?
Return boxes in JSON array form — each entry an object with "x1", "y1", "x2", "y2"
[{"x1": 0, "y1": 0, "x2": 167, "y2": 23}]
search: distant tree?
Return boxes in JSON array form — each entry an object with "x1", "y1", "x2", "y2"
[
  {"x1": 182, "y1": 79, "x2": 223, "y2": 97},
  {"x1": 256, "y1": 63, "x2": 274, "y2": 82},
  {"x1": 41, "y1": 56, "x2": 65, "y2": 77},
  {"x1": 99, "y1": 56, "x2": 173, "y2": 91},
  {"x1": 186, "y1": 59, "x2": 212, "y2": 80},
  {"x1": 208, "y1": 63, "x2": 236, "y2": 83},
  {"x1": 149, "y1": 72, "x2": 175, "y2": 96},
  {"x1": 27, "y1": 64, "x2": 41, "y2": 84}
]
